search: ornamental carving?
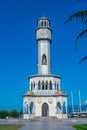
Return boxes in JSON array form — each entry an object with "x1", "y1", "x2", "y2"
[
  {"x1": 37, "y1": 98, "x2": 42, "y2": 104},
  {"x1": 48, "y1": 98, "x2": 53, "y2": 104}
]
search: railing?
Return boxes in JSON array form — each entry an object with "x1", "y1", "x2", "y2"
[{"x1": 33, "y1": 90, "x2": 56, "y2": 95}]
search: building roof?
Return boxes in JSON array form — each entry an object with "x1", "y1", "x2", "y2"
[{"x1": 38, "y1": 16, "x2": 50, "y2": 22}]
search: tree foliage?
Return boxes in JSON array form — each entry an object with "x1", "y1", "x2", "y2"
[
  {"x1": 64, "y1": 10, "x2": 87, "y2": 24},
  {"x1": 79, "y1": 56, "x2": 87, "y2": 64},
  {"x1": 10, "y1": 109, "x2": 19, "y2": 118},
  {"x1": 0, "y1": 109, "x2": 22, "y2": 119},
  {"x1": 75, "y1": 29, "x2": 87, "y2": 51},
  {"x1": 0, "y1": 110, "x2": 9, "y2": 119},
  {"x1": 64, "y1": 4, "x2": 87, "y2": 64}
]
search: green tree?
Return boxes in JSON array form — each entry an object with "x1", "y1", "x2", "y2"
[
  {"x1": 0, "y1": 110, "x2": 10, "y2": 119},
  {"x1": 64, "y1": 0, "x2": 87, "y2": 63},
  {"x1": 10, "y1": 109, "x2": 19, "y2": 118}
]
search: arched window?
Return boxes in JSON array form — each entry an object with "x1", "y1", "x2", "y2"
[
  {"x1": 38, "y1": 21, "x2": 41, "y2": 27},
  {"x1": 45, "y1": 81, "x2": 48, "y2": 90},
  {"x1": 42, "y1": 21, "x2": 44, "y2": 26},
  {"x1": 44, "y1": 21, "x2": 46, "y2": 26},
  {"x1": 46, "y1": 21, "x2": 49, "y2": 27},
  {"x1": 63, "y1": 102, "x2": 66, "y2": 114},
  {"x1": 38, "y1": 81, "x2": 40, "y2": 90},
  {"x1": 55, "y1": 81, "x2": 56, "y2": 90},
  {"x1": 42, "y1": 81, "x2": 44, "y2": 90},
  {"x1": 26, "y1": 104, "x2": 28, "y2": 114},
  {"x1": 24, "y1": 102, "x2": 28, "y2": 114},
  {"x1": 56, "y1": 102, "x2": 61, "y2": 114},
  {"x1": 57, "y1": 84, "x2": 59, "y2": 90},
  {"x1": 33, "y1": 82, "x2": 35, "y2": 90},
  {"x1": 30, "y1": 102, "x2": 34, "y2": 114},
  {"x1": 49, "y1": 81, "x2": 52, "y2": 90},
  {"x1": 42, "y1": 54, "x2": 47, "y2": 65},
  {"x1": 31, "y1": 82, "x2": 33, "y2": 90}
]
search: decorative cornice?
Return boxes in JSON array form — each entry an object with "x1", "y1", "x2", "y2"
[
  {"x1": 29, "y1": 74, "x2": 61, "y2": 79},
  {"x1": 22, "y1": 93, "x2": 67, "y2": 97}
]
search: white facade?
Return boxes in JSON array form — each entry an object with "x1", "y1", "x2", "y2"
[{"x1": 23, "y1": 16, "x2": 68, "y2": 119}]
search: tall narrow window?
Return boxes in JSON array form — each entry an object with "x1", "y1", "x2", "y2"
[
  {"x1": 42, "y1": 21, "x2": 44, "y2": 26},
  {"x1": 46, "y1": 81, "x2": 48, "y2": 90},
  {"x1": 42, "y1": 54, "x2": 47, "y2": 65},
  {"x1": 55, "y1": 81, "x2": 56, "y2": 90},
  {"x1": 30, "y1": 102, "x2": 34, "y2": 114},
  {"x1": 49, "y1": 81, "x2": 52, "y2": 90},
  {"x1": 31, "y1": 82, "x2": 33, "y2": 90},
  {"x1": 57, "y1": 84, "x2": 59, "y2": 90},
  {"x1": 42, "y1": 81, "x2": 44, "y2": 90},
  {"x1": 33, "y1": 82, "x2": 35, "y2": 90},
  {"x1": 44, "y1": 21, "x2": 46, "y2": 26},
  {"x1": 46, "y1": 21, "x2": 49, "y2": 27},
  {"x1": 38, "y1": 81, "x2": 40, "y2": 90}
]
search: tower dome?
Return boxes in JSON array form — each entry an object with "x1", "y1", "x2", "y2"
[
  {"x1": 37, "y1": 16, "x2": 50, "y2": 28},
  {"x1": 38, "y1": 16, "x2": 50, "y2": 21}
]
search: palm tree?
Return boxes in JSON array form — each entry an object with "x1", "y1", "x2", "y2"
[{"x1": 64, "y1": 1, "x2": 87, "y2": 64}]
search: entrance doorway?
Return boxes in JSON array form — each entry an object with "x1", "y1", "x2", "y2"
[{"x1": 42, "y1": 103, "x2": 49, "y2": 117}]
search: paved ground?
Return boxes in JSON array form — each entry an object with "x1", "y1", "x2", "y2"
[
  {"x1": 19, "y1": 119, "x2": 74, "y2": 130},
  {"x1": 0, "y1": 117, "x2": 87, "y2": 130}
]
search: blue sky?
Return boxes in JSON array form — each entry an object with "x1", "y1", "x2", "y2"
[{"x1": 0, "y1": 0, "x2": 87, "y2": 110}]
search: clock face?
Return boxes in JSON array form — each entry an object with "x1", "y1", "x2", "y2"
[{"x1": 41, "y1": 30, "x2": 47, "y2": 37}]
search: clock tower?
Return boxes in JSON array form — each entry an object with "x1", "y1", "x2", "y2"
[
  {"x1": 23, "y1": 16, "x2": 68, "y2": 119},
  {"x1": 36, "y1": 16, "x2": 52, "y2": 75}
]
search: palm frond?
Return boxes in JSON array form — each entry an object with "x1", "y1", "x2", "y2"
[
  {"x1": 64, "y1": 10, "x2": 87, "y2": 24},
  {"x1": 75, "y1": 29, "x2": 87, "y2": 51},
  {"x1": 79, "y1": 56, "x2": 87, "y2": 64}
]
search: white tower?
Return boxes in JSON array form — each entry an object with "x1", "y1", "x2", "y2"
[
  {"x1": 36, "y1": 17, "x2": 52, "y2": 75},
  {"x1": 23, "y1": 16, "x2": 68, "y2": 119}
]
